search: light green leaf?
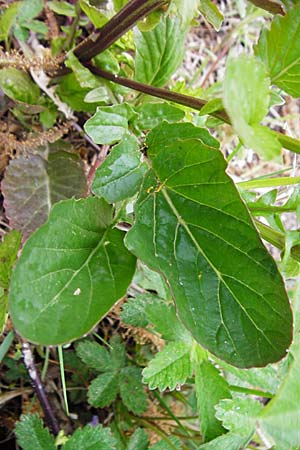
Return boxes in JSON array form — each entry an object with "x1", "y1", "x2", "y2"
[
  {"x1": 125, "y1": 133, "x2": 292, "y2": 368},
  {"x1": 145, "y1": 302, "x2": 192, "y2": 343},
  {"x1": 133, "y1": 102, "x2": 185, "y2": 131},
  {"x1": 15, "y1": 413, "x2": 56, "y2": 450},
  {"x1": 85, "y1": 104, "x2": 133, "y2": 145},
  {"x1": 0, "y1": 291, "x2": 8, "y2": 333},
  {"x1": 17, "y1": 0, "x2": 43, "y2": 22},
  {"x1": 150, "y1": 436, "x2": 182, "y2": 449},
  {"x1": 197, "y1": 432, "x2": 252, "y2": 450},
  {"x1": 126, "y1": 428, "x2": 149, "y2": 450},
  {"x1": 84, "y1": 86, "x2": 110, "y2": 104},
  {"x1": 0, "y1": 2, "x2": 21, "y2": 42},
  {"x1": 22, "y1": 19, "x2": 48, "y2": 34},
  {"x1": 9, "y1": 198, "x2": 136, "y2": 345},
  {"x1": 198, "y1": 0, "x2": 223, "y2": 31},
  {"x1": 63, "y1": 424, "x2": 116, "y2": 450},
  {"x1": 65, "y1": 52, "x2": 100, "y2": 89},
  {"x1": 0, "y1": 230, "x2": 22, "y2": 289},
  {"x1": 223, "y1": 56, "x2": 281, "y2": 160},
  {"x1": 80, "y1": 0, "x2": 108, "y2": 27},
  {"x1": 172, "y1": 0, "x2": 200, "y2": 27},
  {"x1": 255, "y1": 8, "x2": 300, "y2": 98},
  {"x1": 88, "y1": 371, "x2": 119, "y2": 407},
  {"x1": 76, "y1": 340, "x2": 111, "y2": 372},
  {"x1": 47, "y1": 1, "x2": 76, "y2": 16},
  {"x1": 119, "y1": 366, "x2": 148, "y2": 415},
  {"x1": 258, "y1": 287, "x2": 300, "y2": 448},
  {"x1": 142, "y1": 341, "x2": 192, "y2": 391},
  {"x1": 134, "y1": 16, "x2": 187, "y2": 87},
  {"x1": 195, "y1": 360, "x2": 231, "y2": 441},
  {"x1": 0, "y1": 68, "x2": 40, "y2": 104},
  {"x1": 216, "y1": 398, "x2": 263, "y2": 435},
  {"x1": 56, "y1": 73, "x2": 96, "y2": 113},
  {"x1": 92, "y1": 134, "x2": 147, "y2": 202}
]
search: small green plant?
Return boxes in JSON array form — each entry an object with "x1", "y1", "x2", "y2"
[{"x1": 1, "y1": 0, "x2": 300, "y2": 448}]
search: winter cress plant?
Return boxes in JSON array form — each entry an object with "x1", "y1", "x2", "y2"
[{"x1": 1, "y1": 0, "x2": 300, "y2": 448}]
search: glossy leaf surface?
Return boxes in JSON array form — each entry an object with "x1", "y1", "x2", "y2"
[
  {"x1": 256, "y1": 8, "x2": 300, "y2": 98},
  {"x1": 9, "y1": 198, "x2": 136, "y2": 345},
  {"x1": 126, "y1": 136, "x2": 292, "y2": 367}
]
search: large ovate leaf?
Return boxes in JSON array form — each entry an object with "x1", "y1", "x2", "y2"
[
  {"x1": 255, "y1": 8, "x2": 300, "y2": 98},
  {"x1": 92, "y1": 134, "x2": 147, "y2": 203},
  {"x1": 0, "y1": 68, "x2": 40, "y2": 104},
  {"x1": 133, "y1": 102, "x2": 185, "y2": 132},
  {"x1": 125, "y1": 135, "x2": 292, "y2": 368},
  {"x1": 223, "y1": 56, "x2": 281, "y2": 160},
  {"x1": 195, "y1": 359, "x2": 231, "y2": 441},
  {"x1": 15, "y1": 413, "x2": 56, "y2": 450},
  {"x1": 257, "y1": 287, "x2": 300, "y2": 448},
  {"x1": 142, "y1": 341, "x2": 192, "y2": 391},
  {"x1": 9, "y1": 197, "x2": 136, "y2": 345},
  {"x1": 2, "y1": 151, "x2": 87, "y2": 237},
  {"x1": 134, "y1": 16, "x2": 187, "y2": 87}
]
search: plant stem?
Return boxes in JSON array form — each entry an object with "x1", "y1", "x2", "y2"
[
  {"x1": 63, "y1": 1, "x2": 81, "y2": 50},
  {"x1": 22, "y1": 342, "x2": 60, "y2": 435},
  {"x1": 58, "y1": 345, "x2": 69, "y2": 416},
  {"x1": 238, "y1": 176, "x2": 300, "y2": 189},
  {"x1": 73, "y1": 0, "x2": 167, "y2": 61},
  {"x1": 229, "y1": 384, "x2": 274, "y2": 399},
  {"x1": 133, "y1": 417, "x2": 184, "y2": 450}
]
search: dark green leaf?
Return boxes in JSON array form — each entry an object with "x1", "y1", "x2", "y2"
[
  {"x1": 15, "y1": 413, "x2": 56, "y2": 450},
  {"x1": 0, "y1": 230, "x2": 22, "y2": 289},
  {"x1": 125, "y1": 135, "x2": 292, "y2": 367},
  {"x1": 142, "y1": 341, "x2": 192, "y2": 391},
  {"x1": 255, "y1": 8, "x2": 300, "y2": 98},
  {"x1": 133, "y1": 102, "x2": 185, "y2": 131},
  {"x1": 150, "y1": 436, "x2": 182, "y2": 449},
  {"x1": 120, "y1": 293, "x2": 158, "y2": 328},
  {"x1": 76, "y1": 340, "x2": 111, "y2": 372},
  {"x1": 134, "y1": 16, "x2": 187, "y2": 87},
  {"x1": 195, "y1": 360, "x2": 231, "y2": 441},
  {"x1": 56, "y1": 73, "x2": 97, "y2": 113},
  {"x1": 109, "y1": 335, "x2": 127, "y2": 370},
  {"x1": 2, "y1": 151, "x2": 87, "y2": 237},
  {"x1": 88, "y1": 371, "x2": 119, "y2": 407},
  {"x1": 92, "y1": 134, "x2": 147, "y2": 202},
  {"x1": 126, "y1": 428, "x2": 149, "y2": 450},
  {"x1": 119, "y1": 366, "x2": 148, "y2": 415},
  {"x1": 0, "y1": 68, "x2": 40, "y2": 104},
  {"x1": 9, "y1": 197, "x2": 136, "y2": 345},
  {"x1": 63, "y1": 424, "x2": 116, "y2": 450}
]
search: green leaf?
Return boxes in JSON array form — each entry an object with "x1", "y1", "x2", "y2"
[
  {"x1": 47, "y1": 1, "x2": 76, "y2": 16},
  {"x1": 142, "y1": 341, "x2": 192, "y2": 391},
  {"x1": 172, "y1": 0, "x2": 200, "y2": 27},
  {"x1": 126, "y1": 428, "x2": 149, "y2": 450},
  {"x1": 56, "y1": 73, "x2": 97, "y2": 113},
  {"x1": 2, "y1": 151, "x2": 87, "y2": 237},
  {"x1": 0, "y1": 230, "x2": 22, "y2": 289},
  {"x1": 109, "y1": 335, "x2": 127, "y2": 370},
  {"x1": 76, "y1": 340, "x2": 111, "y2": 372},
  {"x1": 0, "y1": 2, "x2": 21, "y2": 42},
  {"x1": 133, "y1": 102, "x2": 185, "y2": 131},
  {"x1": 150, "y1": 436, "x2": 182, "y2": 450},
  {"x1": 80, "y1": 0, "x2": 108, "y2": 27},
  {"x1": 63, "y1": 424, "x2": 116, "y2": 450},
  {"x1": 198, "y1": 0, "x2": 223, "y2": 31},
  {"x1": 119, "y1": 366, "x2": 148, "y2": 415},
  {"x1": 145, "y1": 302, "x2": 192, "y2": 343},
  {"x1": 134, "y1": 16, "x2": 187, "y2": 87},
  {"x1": 125, "y1": 135, "x2": 292, "y2": 368},
  {"x1": 0, "y1": 68, "x2": 40, "y2": 104},
  {"x1": 0, "y1": 291, "x2": 8, "y2": 333},
  {"x1": 17, "y1": 0, "x2": 43, "y2": 22},
  {"x1": 85, "y1": 104, "x2": 133, "y2": 145},
  {"x1": 258, "y1": 288, "x2": 300, "y2": 448},
  {"x1": 195, "y1": 360, "x2": 232, "y2": 441},
  {"x1": 216, "y1": 398, "x2": 263, "y2": 435},
  {"x1": 223, "y1": 56, "x2": 281, "y2": 160},
  {"x1": 65, "y1": 52, "x2": 100, "y2": 89},
  {"x1": 255, "y1": 8, "x2": 300, "y2": 98},
  {"x1": 92, "y1": 134, "x2": 147, "y2": 203},
  {"x1": 88, "y1": 371, "x2": 119, "y2": 407},
  {"x1": 15, "y1": 413, "x2": 56, "y2": 450},
  {"x1": 9, "y1": 197, "x2": 136, "y2": 345},
  {"x1": 197, "y1": 432, "x2": 252, "y2": 450},
  {"x1": 120, "y1": 293, "x2": 158, "y2": 328}
]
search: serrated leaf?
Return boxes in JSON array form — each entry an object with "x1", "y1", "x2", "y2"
[
  {"x1": 0, "y1": 230, "x2": 22, "y2": 289},
  {"x1": 223, "y1": 56, "x2": 281, "y2": 160},
  {"x1": 198, "y1": 0, "x2": 223, "y2": 30},
  {"x1": 109, "y1": 335, "x2": 127, "y2": 370},
  {"x1": 134, "y1": 16, "x2": 187, "y2": 87},
  {"x1": 9, "y1": 197, "x2": 136, "y2": 345},
  {"x1": 127, "y1": 428, "x2": 149, "y2": 450},
  {"x1": 85, "y1": 104, "x2": 133, "y2": 145},
  {"x1": 197, "y1": 432, "x2": 252, "y2": 450},
  {"x1": 258, "y1": 288, "x2": 300, "y2": 448},
  {"x1": 92, "y1": 134, "x2": 147, "y2": 203},
  {"x1": 76, "y1": 340, "x2": 111, "y2": 372},
  {"x1": 142, "y1": 341, "x2": 192, "y2": 391},
  {"x1": 119, "y1": 366, "x2": 148, "y2": 415},
  {"x1": 145, "y1": 302, "x2": 192, "y2": 343},
  {"x1": 0, "y1": 68, "x2": 40, "y2": 104},
  {"x1": 15, "y1": 413, "x2": 56, "y2": 450},
  {"x1": 195, "y1": 360, "x2": 231, "y2": 441},
  {"x1": 150, "y1": 436, "x2": 182, "y2": 449},
  {"x1": 255, "y1": 8, "x2": 300, "y2": 98},
  {"x1": 63, "y1": 424, "x2": 116, "y2": 450},
  {"x1": 216, "y1": 398, "x2": 263, "y2": 436},
  {"x1": 121, "y1": 293, "x2": 158, "y2": 327},
  {"x1": 133, "y1": 102, "x2": 185, "y2": 131},
  {"x1": 2, "y1": 151, "x2": 87, "y2": 237},
  {"x1": 125, "y1": 135, "x2": 292, "y2": 368},
  {"x1": 88, "y1": 371, "x2": 119, "y2": 407}
]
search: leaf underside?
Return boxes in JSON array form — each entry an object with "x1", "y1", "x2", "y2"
[{"x1": 126, "y1": 136, "x2": 292, "y2": 368}]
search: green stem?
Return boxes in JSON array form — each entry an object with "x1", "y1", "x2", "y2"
[
  {"x1": 41, "y1": 346, "x2": 50, "y2": 382},
  {"x1": 255, "y1": 220, "x2": 285, "y2": 250},
  {"x1": 239, "y1": 176, "x2": 300, "y2": 190},
  {"x1": 63, "y1": 1, "x2": 81, "y2": 50},
  {"x1": 271, "y1": 130, "x2": 300, "y2": 155},
  {"x1": 58, "y1": 346, "x2": 69, "y2": 416},
  {"x1": 134, "y1": 417, "x2": 182, "y2": 450},
  {"x1": 229, "y1": 384, "x2": 274, "y2": 399},
  {"x1": 0, "y1": 331, "x2": 14, "y2": 363},
  {"x1": 249, "y1": 205, "x2": 296, "y2": 214}
]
